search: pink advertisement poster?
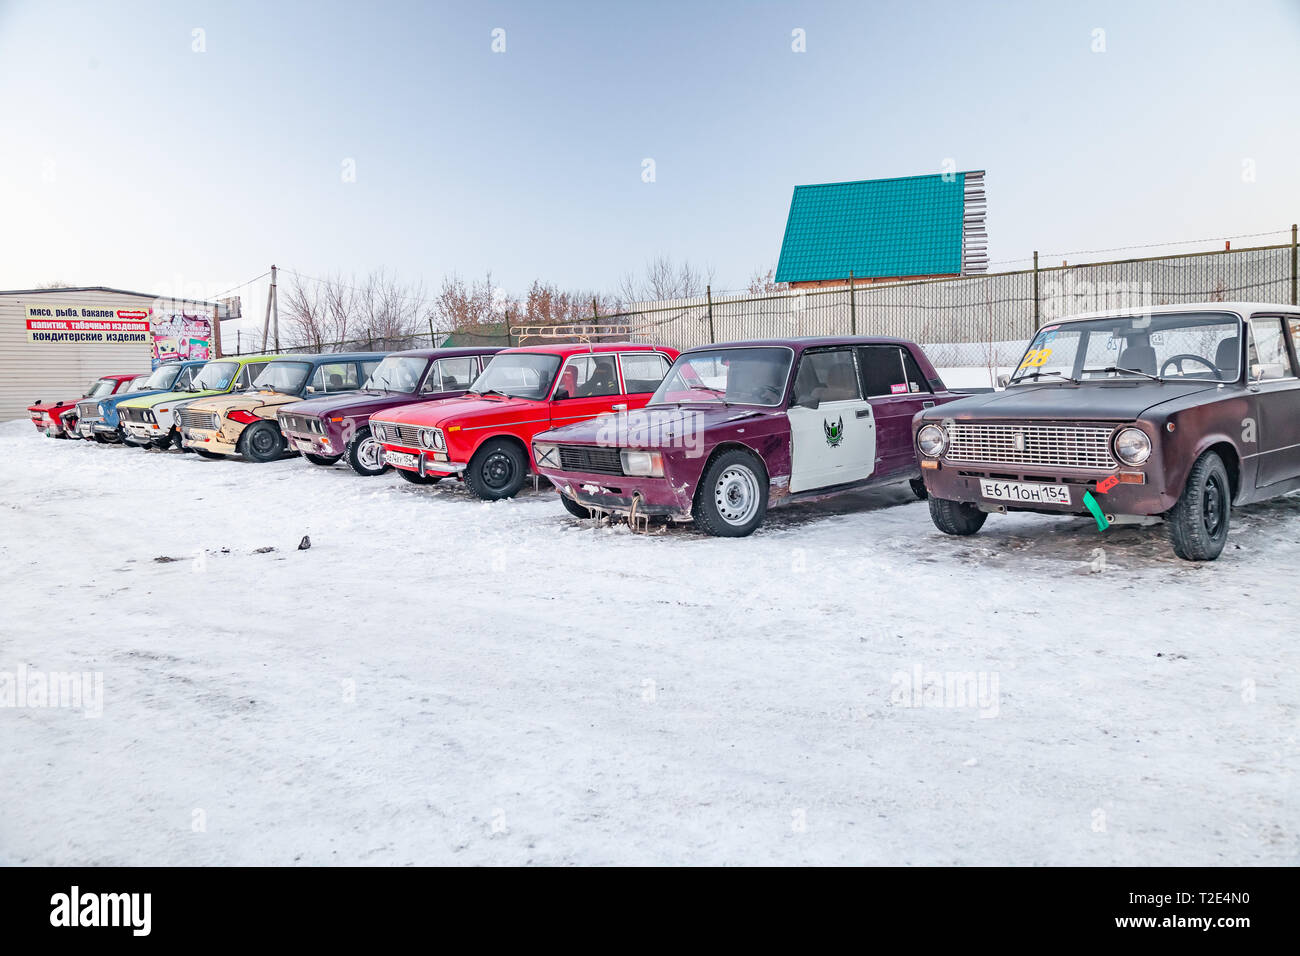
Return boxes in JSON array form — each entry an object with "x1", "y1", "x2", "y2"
[{"x1": 151, "y1": 312, "x2": 213, "y2": 367}]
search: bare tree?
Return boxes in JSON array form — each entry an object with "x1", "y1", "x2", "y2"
[
  {"x1": 617, "y1": 254, "x2": 714, "y2": 304},
  {"x1": 746, "y1": 266, "x2": 787, "y2": 295},
  {"x1": 35, "y1": 280, "x2": 74, "y2": 289},
  {"x1": 281, "y1": 269, "x2": 425, "y2": 350}
]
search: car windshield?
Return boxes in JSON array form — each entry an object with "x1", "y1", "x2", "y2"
[
  {"x1": 365, "y1": 355, "x2": 425, "y2": 393},
  {"x1": 650, "y1": 347, "x2": 792, "y2": 406},
  {"x1": 128, "y1": 376, "x2": 154, "y2": 392},
  {"x1": 469, "y1": 353, "x2": 561, "y2": 400},
  {"x1": 191, "y1": 360, "x2": 239, "y2": 391},
  {"x1": 141, "y1": 365, "x2": 182, "y2": 390},
  {"x1": 1010, "y1": 312, "x2": 1244, "y2": 385},
  {"x1": 86, "y1": 378, "x2": 116, "y2": 398},
  {"x1": 253, "y1": 361, "x2": 312, "y2": 394}
]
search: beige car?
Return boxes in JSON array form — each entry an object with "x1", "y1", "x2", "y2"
[{"x1": 179, "y1": 352, "x2": 384, "y2": 461}]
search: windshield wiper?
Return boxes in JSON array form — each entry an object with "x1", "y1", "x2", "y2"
[
  {"x1": 471, "y1": 388, "x2": 510, "y2": 399},
  {"x1": 1012, "y1": 370, "x2": 1079, "y2": 385},
  {"x1": 1082, "y1": 365, "x2": 1163, "y2": 383}
]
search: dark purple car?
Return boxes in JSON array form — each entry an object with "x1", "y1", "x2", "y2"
[
  {"x1": 531, "y1": 336, "x2": 964, "y2": 536},
  {"x1": 277, "y1": 347, "x2": 503, "y2": 475}
]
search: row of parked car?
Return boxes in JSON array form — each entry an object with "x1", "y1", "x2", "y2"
[{"x1": 27, "y1": 301, "x2": 1300, "y2": 561}]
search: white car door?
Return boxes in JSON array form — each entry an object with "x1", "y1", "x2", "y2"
[{"x1": 787, "y1": 347, "x2": 876, "y2": 492}]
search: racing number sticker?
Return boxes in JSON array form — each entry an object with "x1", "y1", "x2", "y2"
[{"x1": 1019, "y1": 347, "x2": 1053, "y2": 370}]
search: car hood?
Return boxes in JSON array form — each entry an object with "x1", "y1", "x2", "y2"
[
  {"x1": 919, "y1": 380, "x2": 1222, "y2": 422},
  {"x1": 29, "y1": 399, "x2": 79, "y2": 413},
  {"x1": 187, "y1": 389, "x2": 302, "y2": 416},
  {"x1": 101, "y1": 389, "x2": 168, "y2": 409},
  {"x1": 380, "y1": 394, "x2": 543, "y2": 428},
  {"x1": 291, "y1": 389, "x2": 410, "y2": 420},
  {"x1": 535, "y1": 403, "x2": 774, "y2": 447},
  {"x1": 119, "y1": 388, "x2": 222, "y2": 409}
]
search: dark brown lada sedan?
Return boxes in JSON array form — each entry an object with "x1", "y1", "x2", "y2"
[{"x1": 913, "y1": 303, "x2": 1300, "y2": 560}]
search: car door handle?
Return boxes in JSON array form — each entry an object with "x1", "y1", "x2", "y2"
[
  {"x1": 923, "y1": 401, "x2": 935, "y2": 408},
  {"x1": 611, "y1": 403, "x2": 627, "y2": 411},
  {"x1": 855, "y1": 408, "x2": 871, "y2": 418}
]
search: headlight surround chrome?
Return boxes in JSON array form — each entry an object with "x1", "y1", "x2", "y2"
[
  {"x1": 372, "y1": 423, "x2": 387, "y2": 441},
  {"x1": 97, "y1": 403, "x2": 107, "y2": 416},
  {"x1": 431, "y1": 428, "x2": 446, "y2": 451},
  {"x1": 620, "y1": 449, "x2": 664, "y2": 477},
  {"x1": 1114, "y1": 426, "x2": 1152, "y2": 466},
  {"x1": 418, "y1": 427, "x2": 435, "y2": 449},
  {"x1": 917, "y1": 423, "x2": 947, "y2": 458},
  {"x1": 533, "y1": 442, "x2": 559, "y2": 469}
]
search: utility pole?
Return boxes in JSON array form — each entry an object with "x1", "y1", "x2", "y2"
[
  {"x1": 260, "y1": 270, "x2": 273, "y2": 351},
  {"x1": 1291, "y1": 223, "x2": 1297, "y2": 306},
  {"x1": 706, "y1": 284, "x2": 715, "y2": 343},
  {"x1": 849, "y1": 271, "x2": 856, "y2": 335},
  {"x1": 271, "y1": 264, "x2": 280, "y2": 351},
  {"x1": 1032, "y1": 251, "x2": 1040, "y2": 329}
]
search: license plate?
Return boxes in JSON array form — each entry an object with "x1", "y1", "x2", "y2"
[
  {"x1": 980, "y1": 479, "x2": 1072, "y2": 505},
  {"x1": 184, "y1": 430, "x2": 203, "y2": 442},
  {"x1": 79, "y1": 424, "x2": 94, "y2": 437},
  {"x1": 295, "y1": 438, "x2": 315, "y2": 452},
  {"x1": 385, "y1": 451, "x2": 418, "y2": 469}
]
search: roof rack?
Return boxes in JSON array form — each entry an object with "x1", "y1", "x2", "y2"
[{"x1": 510, "y1": 323, "x2": 634, "y2": 341}]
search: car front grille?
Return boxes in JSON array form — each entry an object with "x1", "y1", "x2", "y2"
[
  {"x1": 280, "y1": 413, "x2": 322, "y2": 435},
  {"x1": 946, "y1": 423, "x2": 1118, "y2": 470},
  {"x1": 178, "y1": 408, "x2": 219, "y2": 431},
  {"x1": 77, "y1": 401, "x2": 99, "y2": 420},
  {"x1": 557, "y1": 445, "x2": 624, "y2": 476},
  {"x1": 374, "y1": 421, "x2": 422, "y2": 448}
]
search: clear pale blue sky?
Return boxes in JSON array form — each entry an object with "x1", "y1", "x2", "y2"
[{"x1": 1, "y1": 0, "x2": 1297, "y2": 333}]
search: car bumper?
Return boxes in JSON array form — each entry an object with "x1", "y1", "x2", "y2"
[
  {"x1": 536, "y1": 467, "x2": 694, "y2": 518},
  {"x1": 379, "y1": 444, "x2": 465, "y2": 476},
  {"x1": 282, "y1": 429, "x2": 340, "y2": 457},
  {"x1": 123, "y1": 420, "x2": 166, "y2": 442},
  {"x1": 182, "y1": 427, "x2": 238, "y2": 455},
  {"x1": 920, "y1": 460, "x2": 1175, "y2": 515}
]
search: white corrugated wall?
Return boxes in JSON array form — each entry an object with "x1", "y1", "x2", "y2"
[{"x1": 0, "y1": 290, "x2": 218, "y2": 421}]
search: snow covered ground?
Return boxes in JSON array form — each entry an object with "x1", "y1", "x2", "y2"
[{"x1": 1, "y1": 418, "x2": 1296, "y2": 866}]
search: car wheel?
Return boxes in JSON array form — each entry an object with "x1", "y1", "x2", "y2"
[
  {"x1": 304, "y1": 453, "x2": 341, "y2": 466},
  {"x1": 909, "y1": 477, "x2": 928, "y2": 500},
  {"x1": 346, "y1": 427, "x2": 391, "y2": 476},
  {"x1": 396, "y1": 468, "x2": 442, "y2": 485},
  {"x1": 465, "y1": 439, "x2": 527, "y2": 500},
  {"x1": 559, "y1": 493, "x2": 594, "y2": 519},
  {"x1": 692, "y1": 449, "x2": 768, "y2": 537},
  {"x1": 93, "y1": 432, "x2": 114, "y2": 444},
  {"x1": 239, "y1": 421, "x2": 284, "y2": 463},
  {"x1": 928, "y1": 496, "x2": 988, "y2": 535},
  {"x1": 1168, "y1": 450, "x2": 1230, "y2": 561}
]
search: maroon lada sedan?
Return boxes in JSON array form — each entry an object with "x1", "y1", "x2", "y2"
[{"x1": 532, "y1": 336, "x2": 964, "y2": 536}]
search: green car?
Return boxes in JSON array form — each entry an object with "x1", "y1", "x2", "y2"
[{"x1": 118, "y1": 354, "x2": 282, "y2": 449}]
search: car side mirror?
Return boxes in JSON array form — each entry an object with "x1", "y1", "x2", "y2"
[{"x1": 553, "y1": 387, "x2": 570, "y2": 401}]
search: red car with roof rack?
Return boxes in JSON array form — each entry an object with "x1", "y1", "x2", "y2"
[{"x1": 370, "y1": 341, "x2": 679, "y2": 499}]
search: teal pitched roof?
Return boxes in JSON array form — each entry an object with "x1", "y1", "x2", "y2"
[{"x1": 774, "y1": 172, "x2": 969, "y2": 282}]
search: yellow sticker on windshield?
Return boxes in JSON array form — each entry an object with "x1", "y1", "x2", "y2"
[{"x1": 1019, "y1": 348, "x2": 1053, "y2": 370}]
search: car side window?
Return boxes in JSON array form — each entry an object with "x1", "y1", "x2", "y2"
[
  {"x1": 1248, "y1": 319, "x2": 1294, "y2": 381},
  {"x1": 900, "y1": 349, "x2": 931, "y2": 393},
  {"x1": 361, "y1": 360, "x2": 382, "y2": 381},
  {"x1": 424, "y1": 357, "x2": 478, "y2": 393},
  {"x1": 619, "y1": 352, "x2": 672, "y2": 393},
  {"x1": 858, "y1": 346, "x2": 909, "y2": 396},
  {"x1": 1288, "y1": 319, "x2": 1300, "y2": 369},
  {"x1": 235, "y1": 364, "x2": 258, "y2": 389},
  {"x1": 310, "y1": 362, "x2": 360, "y2": 393},
  {"x1": 560, "y1": 355, "x2": 620, "y2": 398},
  {"x1": 792, "y1": 349, "x2": 860, "y2": 405}
]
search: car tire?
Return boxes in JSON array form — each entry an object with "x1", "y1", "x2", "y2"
[
  {"x1": 1168, "y1": 450, "x2": 1230, "y2": 561},
  {"x1": 559, "y1": 493, "x2": 594, "y2": 519},
  {"x1": 346, "y1": 427, "x2": 391, "y2": 476},
  {"x1": 928, "y1": 496, "x2": 988, "y2": 535},
  {"x1": 465, "y1": 439, "x2": 528, "y2": 500},
  {"x1": 93, "y1": 432, "x2": 114, "y2": 444},
  {"x1": 305, "y1": 453, "x2": 341, "y2": 466},
  {"x1": 396, "y1": 468, "x2": 442, "y2": 485},
  {"x1": 909, "y1": 477, "x2": 928, "y2": 500},
  {"x1": 692, "y1": 449, "x2": 768, "y2": 537},
  {"x1": 239, "y1": 421, "x2": 285, "y2": 463}
]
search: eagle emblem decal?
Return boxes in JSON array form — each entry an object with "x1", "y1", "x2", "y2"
[{"x1": 823, "y1": 416, "x2": 844, "y2": 448}]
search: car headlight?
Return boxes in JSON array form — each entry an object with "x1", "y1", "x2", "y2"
[
  {"x1": 620, "y1": 449, "x2": 664, "y2": 477},
  {"x1": 533, "y1": 443, "x2": 559, "y2": 469},
  {"x1": 372, "y1": 423, "x2": 386, "y2": 441},
  {"x1": 98, "y1": 403, "x2": 107, "y2": 416},
  {"x1": 431, "y1": 428, "x2": 446, "y2": 451},
  {"x1": 145, "y1": 410, "x2": 156, "y2": 423},
  {"x1": 1114, "y1": 427, "x2": 1151, "y2": 465},
  {"x1": 419, "y1": 428, "x2": 436, "y2": 449},
  {"x1": 917, "y1": 423, "x2": 947, "y2": 458}
]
